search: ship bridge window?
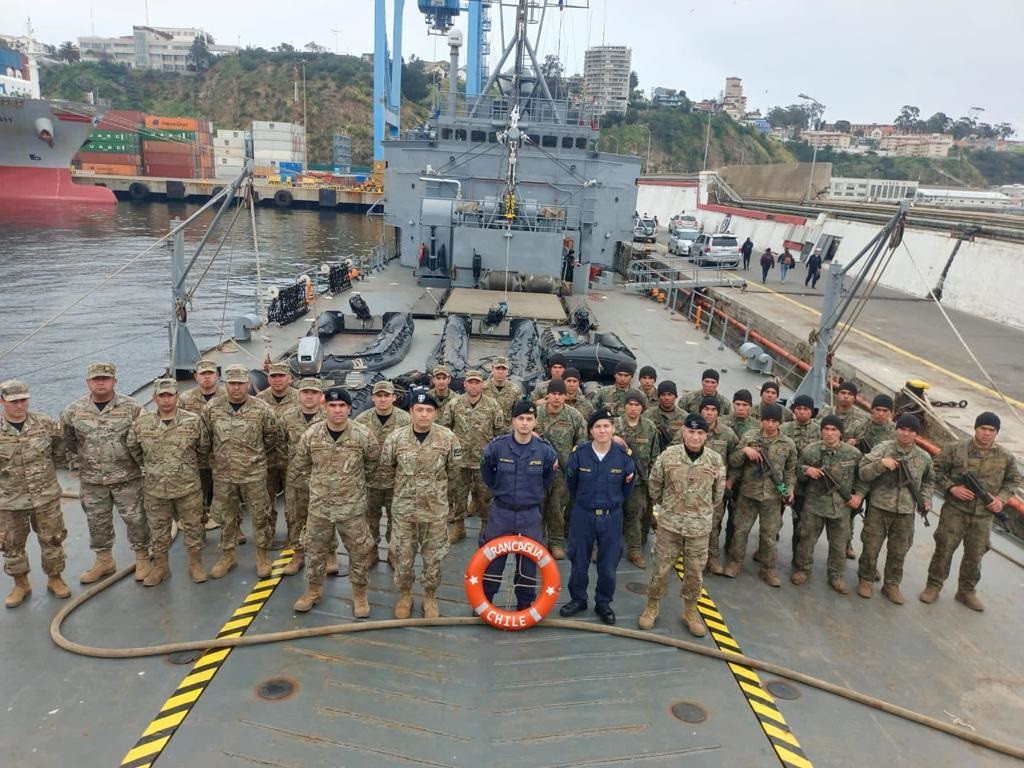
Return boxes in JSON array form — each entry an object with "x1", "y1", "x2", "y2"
[
  {"x1": 576, "y1": 137, "x2": 587, "y2": 149},
  {"x1": 562, "y1": 136, "x2": 575, "y2": 149},
  {"x1": 471, "y1": 130, "x2": 486, "y2": 143},
  {"x1": 455, "y1": 129, "x2": 467, "y2": 141},
  {"x1": 441, "y1": 128, "x2": 453, "y2": 140},
  {"x1": 528, "y1": 134, "x2": 541, "y2": 146},
  {"x1": 488, "y1": 132, "x2": 498, "y2": 143},
  {"x1": 542, "y1": 135, "x2": 558, "y2": 148}
]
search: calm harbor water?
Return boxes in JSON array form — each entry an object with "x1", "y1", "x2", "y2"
[{"x1": 0, "y1": 202, "x2": 384, "y2": 414}]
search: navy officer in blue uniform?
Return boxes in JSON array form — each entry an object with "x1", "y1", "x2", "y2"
[
  {"x1": 560, "y1": 408, "x2": 636, "y2": 624},
  {"x1": 479, "y1": 400, "x2": 559, "y2": 608}
]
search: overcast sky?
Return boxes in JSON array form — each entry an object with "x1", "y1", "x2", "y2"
[{"x1": 4, "y1": 0, "x2": 1021, "y2": 133}]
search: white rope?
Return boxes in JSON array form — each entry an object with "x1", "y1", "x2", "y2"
[
  {"x1": 247, "y1": 179, "x2": 271, "y2": 364},
  {"x1": 900, "y1": 241, "x2": 1024, "y2": 426}
]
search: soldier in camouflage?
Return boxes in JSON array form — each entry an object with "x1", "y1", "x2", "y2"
[
  {"x1": 481, "y1": 357, "x2": 522, "y2": 424},
  {"x1": 589, "y1": 361, "x2": 635, "y2": 417},
  {"x1": 257, "y1": 362, "x2": 298, "y2": 533},
  {"x1": 438, "y1": 370, "x2": 504, "y2": 544},
  {"x1": 724, "y1": 404, "x2": 797, "y2": 585},
  {"x1": 782, "y1": 395, "x2": 821, "y2": 565},
  {"x1": 791, "y1": 415, "x2": 865, "y2": 594},
  {"x1": 699, "y1": 396, "x2": 739, "y2": 574},
  {"x1": 645, "y1": 380, "x2": 686, "y2": 449},
  {"x1": 817, "y1": 380, "x2": 867, "y2": 434},
  {"x1": 637, "y1": 365, "x2": 658, "y2": 406},
  {"x1": 427, "y1": 365, "x2": 456, "y2": 412},
  {"x1": 534, "y1": 378, "x2": 587, "y2": 560},
  {"x1": 721, "y1": 389, "x2": 759, "y2": 439},
  {"x1": 289, "y1": 387, "x2": 379, "y2": 616},
  {"x1": 640, "y1": 413, "x2": 725, "y2": 636},
  {"x1": 278, "y1": 378, "x2": 327, "y2": 576},
  {"x1": 563, "y1": 368, "x2": 594, "y2": 421},
  {"x1": 201, "y1": 364, "x2": 284, "y2": 579},
  {"x1": 355, "y1": 380, "x2": 410, "y2": 568},
  {"x1": 1, "y1": 380, "x2": 71, "y2": 607},
  {"x1": 856, "y1": 414, "x2": 934, "y2": 604},
  {"x1": 920, "y1": 412, "x2": 1023, "y2": 611},
  {"x1": 678, "y1": 368, "x2": 733, "y2": 417},
  {"x1": 751, "y1": 381, "x2": 794, "y2": 423},
  {"x1": 615, "y1": 390, "x2": 659, "y2": 567},
  {"x1": 127, "y1": 378, "x2": 211, "y2": 586},
  {"x1": 62, "y1": 362, "x2": 150, "y2": 584},
  {"x1": 845, "y1": 393, "x2": 897, "y2": 560},
  {"x1": 380, "y1": 391, "x2": 462, "y2": 619},
  {"x1": 178, "y1": 359, "x2": 225, "y2": 531},
  {"x1": 530, "y1": 353, "x2": 567, "y2": 401}
]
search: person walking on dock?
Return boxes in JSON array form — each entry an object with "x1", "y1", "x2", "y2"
[
  {"x1": 779, "y1": 248, "x2": 795, "y2": 283},
  {"x1": 741, "y1": 237, "x2": 754, "y2": 270},
  {"x1": 805, "y1": 249, "x2": 823, "y2": 289},
  {"x1": 759, "y1": 248, "x2": 775, "y2": 283}
]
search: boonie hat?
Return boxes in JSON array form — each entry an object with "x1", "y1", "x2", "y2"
[
  {"x1": 268, "y1": 362, "x2": 291, "y2": 376},
  {"x1": 372, "y1": 380, "x2": 395, "y2": 395},
  {"x1": 224, "y1": 365, "x2": 250, "y2": 383},
  {"x1": 0, "y1": 379, "x2": 29, "y2": 401},
  {"x1": 153, "y1": 378, "x2": 177, "y2": 395},
  {"x1": 86, "y1": 361, "x2": 116, "y2": 379},
  {"x1": 492, "y1": 357, "x2": 510, "y2": 369},
  {"x1": 463, "y1": 370, "x2": 484, "y2": 382},
  {"x1": 432, "y1": 365, "x2": 451, "y2": 377},
  {"x1": 194, "y1": 359, "x2": 218, "y2": 374},
  {"x1": 298, "y1": 378, "x2": 323, "y2": 392}
]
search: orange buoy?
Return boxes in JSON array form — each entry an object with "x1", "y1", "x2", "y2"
[{"x1": 464, "y1": 535, "x2": 561, "y2": 631}]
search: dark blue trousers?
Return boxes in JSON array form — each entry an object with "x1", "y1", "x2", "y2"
[
  {"x1": 566, "y1": 506, "x2": 623, "y2": 606},
  {"x1": 481, "y1": 504, "x2": 544, "y2": 607}
]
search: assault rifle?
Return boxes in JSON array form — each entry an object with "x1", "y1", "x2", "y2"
[
  {"x1": 755, "y1": 448, "x2": 789, "y2": 500},
  {"x1": 897, "y1": 459, "x2": 930, "y2": 527},
  {"x1": 962, "y1": 471, "x2": 1010, "y2": 525},
  {"x1": 816, "y1": 464, "x2": 852, "y2": 502},
  {"x1": 856, "y1": 436, "x2": 873, "y2": 455}
]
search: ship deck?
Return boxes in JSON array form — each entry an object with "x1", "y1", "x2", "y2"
[{"x1": 2, "y1": 261, "x2": 1023, "y2": 768}]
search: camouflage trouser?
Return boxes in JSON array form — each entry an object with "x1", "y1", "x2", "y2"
[
  {"x1": 199, "y1": 468, "x2": 214, "y2": 524},
  {"x1": 303, "y1": 511, "x2": 375, "y2": 587},
  {"x1": 213, "y1": 477, "x2": 272, "y2": 552},
  {"x1": 1, "y1": 501, "x2": 67, "y2": 576},
  {"x1": 266, "y1": 465, "x2": 286, "y2": 530},
  {"x1": 449, "y1": 467, "x2": 490, "y2": 525},
  {"x1": 542, "y1": 474, "x2": 570, "y2": 548},
  {"x1": 623, "y1": 484, "x2": 648, "y2": 555},
  {"x1": 366, "y1": 486, "x2": 394, "y2": 546},
  {"x1": 647, "y1": 527, "x2": 709, "y2": 602},
  {"x1": 284, "y1": 481, "x2": 310, "y2": 553},
  {"x1": 707, "y1": 499, "x2": 729, "y2": 560},
  {"x1": 392, "y1": 517, "x2": 450, "y2": 591},
  {"x1": 789, "y1": 495, "x2": 805, "y2": 565},
  {"x1": 728, "y1": 495, "x2": 782, "y2": 569},
  {"x1": 145, "y1": 490, "x2": 204, "y2": 554},
  {"x1": 926, "y1": 508, "x2": 992, "y2": 593},
  {"x1": 794, "y1": 512, "x2": 850, "y2": 581},
  {"x1": 858, "y1": 506, "x2": 915, "y2": 585},
  {"x1": 80, "y1": 478, "x2": 149, "y2": 553}
]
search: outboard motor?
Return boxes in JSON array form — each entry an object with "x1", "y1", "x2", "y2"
[
  {"x1": 484, "y1": 301, "x2": 508, "y2": 327},
  {"x1": 349, "y1": 293, "x2": 372, "y2": 322},
  {"x1": 573, "y1": 306, "x2": 593, "y2": 334},
  {"x1": 294, "y1": 336, "x2": 324, "y2": 376}
]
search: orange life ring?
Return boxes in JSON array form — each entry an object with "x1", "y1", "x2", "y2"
[{"x1": 464, "y1": 535, "x2": 561, "y2": 631}]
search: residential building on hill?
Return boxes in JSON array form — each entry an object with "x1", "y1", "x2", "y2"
[
  {"x1": 79, "y1": 26, "x2": 237, "y2": 72},
  {"x1": 583, "y1": 45, "x2": 631, "y2": 116},
  {"x1": 878, "y1": 133, "x2": 953, "y2": 158}
]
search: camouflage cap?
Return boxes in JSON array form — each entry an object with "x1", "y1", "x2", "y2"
[
  {"x1": 372, "y1": 380, "x2": 395, "y2": 394},
  {"x1": 86, "y1": 361, "x2": 116, "y2": 379},
  {"x1": 194, "y1": 359, "x2": 218, "y2": 374},
  {"x1": 267, "y1": 362, "x2": 291, "y2": 376},
  {"x1": 153, "y1": 378, "x2": 178, "y2": 395},
  {"x1": 491, "y1": 356, "x2": 510, "y2": 369},
  {"x1": 0, "y1": 379, "x2": 29, "y2": 401},
  {"x1": 224, "y1": 365, "x2": 250, "y2": 383},
  {"x1": 432, "y1": 364, "x2": 451, "y2": 377},
  {"x1": 297, "y1": 377, "x2": 323, "y2": 392},
  {"x1": 463, "y1": 369, "x2": 484, "y2": 382}
]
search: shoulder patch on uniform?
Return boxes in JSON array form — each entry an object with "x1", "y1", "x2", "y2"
[{"x1": 571, "y1": 446, "x2": 578, "y2": 452}]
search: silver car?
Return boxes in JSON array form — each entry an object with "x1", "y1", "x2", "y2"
[
  {"x1": 667, "y1": 228, "x2": 700, "y2": 256},
  {"x1": 690, "y1": 233, "x2": 741, "y2": 268},
  {"x1": 632, "y1": 217, "x2": 657, "y2": 243}
]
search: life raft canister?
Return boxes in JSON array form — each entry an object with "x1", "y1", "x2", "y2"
[{"x1": 464, "y1": 535, "x2": 560, "y2": 631}]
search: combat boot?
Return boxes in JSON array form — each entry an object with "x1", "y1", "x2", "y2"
[
  {"x1": 856, "y1": 579, "x2": 873, "y2": 599},
  {"x1": 683, "y1": 600, "x2": 707, "y2": 638},
  {"x1": 143, "y1": 555, "x2": 170, "y2": 587},
  {"x1": 187, "y1": 548, "x2": 207, "y2": 583},
  {"x1": 255, "y1": 547, "x2": 272, "y2": 578},
  {"x1": 447, "y1": 521, "x2": 466, "y2": 544},
  {"x1": 918, "y1": 585, "x2": 941, "y2": 604},
  {"x1": 881, "y1": 584, "x2": 905, "y2": 605},
  {"x1": 550, "y1": 544, "x2": 566, "y2": 561},
  {"x1": 79, "y1": 550, "x2": 116, "y2": 585},
  {"x1": 134, "y1": 551, "x2": 153, "y2": 582},
  {"x1": 326, "y1": 551, "x2": 339, "y2": 575},
  {"x1": 46, "y1": 575, "x2": 71, "y2": 599},
  {"x1": 628, "y1": 551, "x2": 647, "y2": 569},
  {"x1": 283, "y1": 551, "x2": 304, "y2": 576},
  {"x1": 955, "y1": 591, "x2": 984, "y2": 612},
  {"x1": 394, "y1": 590, "x2": 413, "y2": 619},
  {"x1": 293, "y1": 583, "x2": 323, "y2": 612},
  {"x1": 830, "y1": 578, "x2": 849, "y2": 595},
  {"x1": 790, "y1": 570, "x2": 808, "y2": 586},
  {"x1": 706, "y1": 556, "x2": 724, "y2": 575},
  {"x1": 722, "y1": 561, "x2": 741, "y2": 579},
  {"x1": 759, "y1": 569, "x2": 781, "y2": 588},
  {"x1": 210, "y1": 551, "x2": 237, "y2": 579},
  {"x1": 352, "y1": 585, "x2": 370, "y2": 618},
  {"x1": 422, "y1": 590, "x2": 440, "y2": 619},
  {"x1": 637, "y1": 599, "x2": 660, "y2": 630},
  {"x1": 5, "y1": 575, "x2": 31, "y2": 608}
]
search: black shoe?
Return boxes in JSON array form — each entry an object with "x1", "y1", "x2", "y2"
[
  {"x1": 559, "y1": 599, "x2": 588, "y2": 617},
  {"x1": 594, "y1": 603, "x2": 616, "y2": 625}
]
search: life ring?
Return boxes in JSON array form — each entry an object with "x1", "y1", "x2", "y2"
[{"x1": 464, "y1": 535, "x2": 560, "y2": 631}]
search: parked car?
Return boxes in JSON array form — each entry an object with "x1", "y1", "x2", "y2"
[
  {"x1": 632, "y1": 217, "x2": 657, "y2": 243},
  {"x1": 690, "y1": 233, "x2": 741, "y2": 268},
  {"x1": 668, "y1": 214, "x2": 700, "y2": 234},
  {"x1": 667, "y1": 228, "x2": 701, "y2": 256}
]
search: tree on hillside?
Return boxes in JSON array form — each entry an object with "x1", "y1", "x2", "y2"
[
  {"x1": 951, "y1": 116, "x2": 976, "y2": 139},
  {"x1": 922, "y1": 112, "x2": 952, "y2": 134},
  {"x1": 57, "y1": 41, "x2": 80, "y2": 63},
  {"x1": 833, "y1": 119, "x2": 851, "y2": 133},
  {"x1": 540, "y1": 54, "x2": 565, "y2": 98},
  {"x1": 767, "y1": 104, "x2": 810, "y2": 130},
  {"x1": 305, "y1": 42, "x2": 326, "y2": 53},
  {"x1": 274, "y1": 42, "x2": 296, "y2": 53},
  {"x1": 401, "y1": 57, "x2": 432, "y2": 103},
  {"x1": 894, "y1": 105, "x2": 921, "y2": 133},
  {"x1": 188, "y1": 35, "x2": 213, "y2": 72},
  {"x1": 995, "y1": 122, "x2": 1016, "y2": 139}
]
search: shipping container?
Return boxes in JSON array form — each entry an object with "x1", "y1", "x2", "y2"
[
  {"x1": 253, "y1": 150, "x2": 305, "y2": 162},
  {"x1": 89, "y1": 130, "x2": 141, "y2": 143},
  {"x1": 143, "y1": 163, "x2": 196, "y2": 178},
  {"x1": 144, "y1": 115, "x2": 201, "y2": 132},
  {"x1": 214, "y1": 147, "x2": 247, "y2": 160},
  {"x1": 251, "y1": 128, "x2": 305, "y2": 142},
  {"x1": 79, "y1": 162, "x2": 140, "y2": 176},
  {"x1": 140, "y1": 128, "x2": 197, "y2": 142},
  {"x1": 76, "y1": 151, "x2": 143, "y2": 165},
  {"x1": 141, "y1": 140, "x2": 196, "y2": 158},
  {"x1": 81, "y1": 142, "x2": 141, "y2": 154},
  {"x1": 250, "y1": 120, "x2": 304, "y2": 132},
  {"x1": 216, "y1": 129, "x2": 250, "y2": 140},
  {"x1": 96, "y1": 109, "x2": 145, "y2": 130}
]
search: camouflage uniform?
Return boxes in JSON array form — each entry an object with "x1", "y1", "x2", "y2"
[
  {"x1": 645, "y1": 404, "x2": 687, "y2": 448},
  {"x1": 427, "y1": 388, "x2": 455, "y2": 413},
  {"x1": 721, "y1": 414, "x2": 759, "y2": 440},
  {"x1": 615, "y1": 415, "x2": 661, "y2": 556},
  {"x1": 704, "y1": 422, "x2": 739, "y2": 563},
  {"x1": 201, "y1": 395, "x2": 283, "y2": 552},
  {"x1": 565, "y1": 392, "x2": 594, "y2": 421},
  {"x1": 816, "y1": 404, "x2": 867, "y2": 433},
  {"x1": 793, "y1": 441, "x2": 865, "y2": 581},
  {"x1": 535, "y1": 404, "x2": 587, "y2": 548},
  {"x1": 355, "y1": 406, "x2": 410, "y2": 549},
  {"x1": 638, "y1": 383, "x2": 658, "y2": 406},
  {"x1": 590, "y1": 384, "x2": 631, "y2": 417},
  {"x1": 179, "y1": 385, "x2": 225, "y2": 517},
  {"x1": 678, "y1": 390, "x2": 732, "y2": 417},
  {"x1": 438, "y1": 393, "x2": 504, "y2": 526},
  {"x1": 280, "y1": 404, "x2": 326, "y2": 555},
  {"x1": 845, "y1": 418, "x2": 897, "y2": 548},
  {"x1": 529, "y1": 379, "x2": 555, "y2": 401},
  {"x1": 482, "y1": 379, "x2": 523, "y2": 424},
  {"x1": 857, "y1": 440, "x2": 934, "y2": 587},
  {"x1": 647, "y1": 446, "x2": 725, "y2": 601},
  {"x1": 751, "y1": 402, "x2": 794, "y2": 423},
  {"x1": 62, "y1": 393, "x2": 148, "y2": 553},
  {"x1": 926, "y1": 438, "x2": 1022, "y2": 594},
  {"x1": 0, "y1": 413, "x2": 67, "y2": 577},
  {"x1": 727, "y1": 431, "x2": 797, "y2": 570},
  {"x1": 380, "y1": 424, "x2": 462, "y2": 592},
  {"x1": 256, "y1": 385, "x2": 298, "y2": 522},
  {"x1": 289, "y1": 420, "x2": 379, "y2": 587},
  {"x1": 782, "y1": 419, "x2": 822, "y2": 558}
]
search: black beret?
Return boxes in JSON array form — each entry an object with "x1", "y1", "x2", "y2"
[
  {"x1": 563, "y1": 367, "x2": 582, "y2": 381},
  {"x1": 975, "y1": 411, "x2": 1001, "y2": 431},
  {"x1": 639, "y1": 365, "x2": 657, "y2": 379},
  {"x1": 791, "y1": 394, "x2": 815, "y2": 410},
  {"x1": 820, "y1": 414, "x2": 845, "y2": 434},
  {"x1": 871, "y1": 394, "x2": 894, "y2": 411},
  {"x1": 587, "y1": 408, "x2": 614, "y2": 430},
  {"x1": 761, "y1": 381, "x2": 780, "y2": 394},
  {"x1": 733, "y1": 389, "x2": 753, "y2": 405},
  {"x1": 323, "y1": 387, "x2": 351, "y2": 404},
  {"x1": 760, "y1": 404, "x2": 784, "y2": 422},
  {"x1": 411, "y1": 390, "x2": 438, "y2": 408},
  {"x1": 837, "y1": 380, "x2": 858, "y2": 395},
  {"x1": 548, "y1": 353, "x2": 568, "y2": 368},
  {"x1": 511, "y1": 400, "x2": 536, "y2": 418},
  {"x1": 699, "y1": 395, "x2": 720, "y2": 412},
  {"x1": 684, "y1": 413, "x2": 709, "y2": 432},
  {"x1": 896, "y1": 413, "x2": 921, "y2": 432},
  {"x1": 701, "y1": 368, "x2": 720, "y2": 382},
  {"x1": 657, "y1": 380, "x2": 678, "y2": 396},
  {"x1": 615, "y1": 361, "x2": 636, "y2": 375},
  {"x1": 546, "y1": 378, "x2": 567, "y2": 395}
]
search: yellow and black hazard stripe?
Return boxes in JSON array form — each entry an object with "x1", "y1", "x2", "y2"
[
  {"x1": 675, "y1": 560, "x2": 813, "y2": 768},
  {"x1": 120, "y1": 549, "x2": 294, "y2": 768}
]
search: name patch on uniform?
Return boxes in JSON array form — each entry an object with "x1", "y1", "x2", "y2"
[
  {"x1": 528, "y1": 460, "x2": 542, "y2": 466},
  {"x1": 610, "y1": 468, "x2": 623, "y2": 474},
  {"x1": 579, "y1": 467, "x2": 592, "y2": 473},
  {"x1": 499, "y1": 457, "x2": 514, "y2": 464}
]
